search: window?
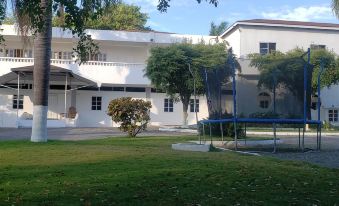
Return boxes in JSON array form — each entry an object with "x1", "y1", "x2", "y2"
[
  {"x1": 164, "y1": 99, "x2": 173, "y2": 112},
  {"x1": 260, "y1": 43, "x2": 276, "y2": 55},
  {"x1": 6, "y1": 49, "x2": 33, "y2": 58},
  {"x1": 52, "y1": 51, "x2": 72, "y2": 60},
  {"x1": 311, "y1": 44, "x2": 326, "y2": 50},
  {"x1": 89, "y1": 53, "x2": 107, "y2": 61},
  {"x1": 329, "y1": 109, "x2": 338, "y2": 122},
  {"x1": 190, "y1": 99, "x2": 199, "y2": 112},
  {"x1": 13, "y1": 95, "x2": 24, "y2": 109},
  {"x1": 91, "y1": 96, "x2": 102, "y2": 111},
  {"x1": 258, "y1": 92, "x2": 271, "y2": 109}
]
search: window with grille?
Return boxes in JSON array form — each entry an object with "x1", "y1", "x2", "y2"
[
  {"x1": 89, "y1": 53, "x2": 107, "y2": 61},
  {"x1": 258, "y1": 92, "x2": 271, "y2": 109},
  {"x1": 52, "y1": 51, "x2": 72, "y2": 60},
  {"x1": 328, "y1": 109, "x2": 338, "y2": 122},
  {"x1": 6, "y1": 49, "x2": 33, "y2": 58},
  {"x1": 310, "y1": 44, "x2": 326, "y2": 50},
  {"x1": 13, "y1": 95, "x2": 24, "y2": 109},
  {"x1": 260, "y1": 43, "x2": 276, "y2": 55},
  {"x1": 164, "y1": 99, "x2": 173, "y2": 112},
  {"x1": 190, "y1": 99, "x2": 199, "y2": 112},
  {"x1": 91, "y1": 96, "x2": 102, "y2": 111}
]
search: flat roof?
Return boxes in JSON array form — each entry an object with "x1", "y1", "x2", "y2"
[{"x1": 221, "y1": 19, "x2": 339, "y2": 37}]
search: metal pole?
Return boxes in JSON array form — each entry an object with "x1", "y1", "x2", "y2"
[
  {"x1": 202, "y1": 123, "x2": 205, "y2": 143},
  {"x1": 273, "y1": 72, "x2": 277, "y2": 153},
  {"x1": 64, "y1": 73, "x2": 68, "y2": 118},
  {"x1": 209, "y1": 123, "x2": 212, "y2": 145},
  {"x1": 188, "y1": 63, "x2": 200, "y2": 144},
  {"x1": 220, "y1": 122, "x2": 224, "y2": 145},
  {"x1": 16, "y1": 73, "x2": 20, "y2": 127},
  {"x1": 229, "y1": 48, "x2": 238, "y2": 150},
  {"x1": 298, "y1": 127, "x2": 301, "y2": 149},
  {"x1": 302, "y1": 48, "x2": 311, "y2": 152},
  {"x1": 317, "y1": 59, "x2": 325, "y2": 151}
]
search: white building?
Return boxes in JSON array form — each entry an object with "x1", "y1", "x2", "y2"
[
  {"x1": 0, "y1": 25, "x2": 213, "y2": 128},
  {"x1": 1, "y1": 19, "x2": 339, "y2": 128}
]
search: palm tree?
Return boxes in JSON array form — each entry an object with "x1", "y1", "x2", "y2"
[
  {"x1": 332, "y1": 0, "x2": 339, "y2": 18},
  {"x1": 30, "y1": 0, "x2": 53, "y2": 142},
  {"x1": 0, "y1": 0, "x2": 116, "y2": 142}
]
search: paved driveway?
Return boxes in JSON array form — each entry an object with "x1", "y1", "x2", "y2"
[{"x1": 0, "y1": 127, "x2": 194, "y2": 141}]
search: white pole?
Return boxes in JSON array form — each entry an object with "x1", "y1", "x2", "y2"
[
  {"x1": 64, "y1": 73, "x2": 68, "y2": 118},
  {"x1": 16, "y1": 73, "x2": 20, "y2": 127}
]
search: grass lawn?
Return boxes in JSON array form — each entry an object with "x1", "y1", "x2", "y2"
[{"x1": 0, "y1": 136, "x2": 338, "y2": 205}]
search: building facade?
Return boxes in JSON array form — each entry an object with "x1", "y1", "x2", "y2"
[
  {"x1": 222, "y1": 19, "x2": 339, "y2": 125},
  {"x1": 0, "y1": 25, "x2": 212, "y2": 128},
  {"x1": 1, "y1": 19, "x2": 339, "y2": 128}
]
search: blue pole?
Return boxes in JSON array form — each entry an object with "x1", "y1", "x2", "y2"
[
  {"x1": 302, "y1": 48, "x2": 311, "y2": 151},
  {"x1": 229, "y1": 49, "x2": 238, "y2": 150},
  {"x1": 317, "y1": 59, "x2": 324, "y2": 121},
  {"x1": 317, "y1": 58, "x2": 325, "y2": 150}
]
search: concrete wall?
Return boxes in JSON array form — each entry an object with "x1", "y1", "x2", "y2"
[{"x1": 238, "y1": 25, "x2": 339, "y2": 56}]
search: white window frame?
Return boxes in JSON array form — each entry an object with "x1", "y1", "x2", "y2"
[
  {"x1": 164, "y1": 98, "x2": 174, "y2": 112},
  {"x1": 13, "y1": 95, "x2": 24, "y2": 109},
  {"x1": 91, "y1": 96, "x2": 102, "y2": 111},
  {"x1": 190, "y1": 99, "x2": 199, "y2": 113},
  {"x1": 260, "y1": 42, "x2": 276, "y2": 55},
  {"x1": 328, "y1": 109, "x2": 338, "y2": 122}
]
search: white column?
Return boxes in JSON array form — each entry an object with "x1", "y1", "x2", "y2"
[{"x1": 64, "y1": 73, "x2": 68, "y2": 118}]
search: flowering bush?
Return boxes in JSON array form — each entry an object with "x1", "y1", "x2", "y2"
[{"x1": 107, "y1": 97, "x2": 152, "y2": 137}]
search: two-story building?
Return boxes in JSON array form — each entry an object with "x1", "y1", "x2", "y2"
[
  {"x1": 221, "y1": 19, "x2": 339, "y2": 125},
  {"x1": 0, "y1": 25, "x2": 212, "y2": 128},
  {"x1": 1, "y1": 19, "x2": 339, "y2": 128}
]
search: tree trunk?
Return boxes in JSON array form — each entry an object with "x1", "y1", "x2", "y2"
[
  {"x1": 181, "y1": 95, "x2": 190, "y2": 127},
  {"x1": 31, "y1": 0, "x2": 52, "y2": 142}
]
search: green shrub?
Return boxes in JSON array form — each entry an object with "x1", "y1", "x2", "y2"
[
  {"x1": 107, "y1": 97, "x2": 152, "y2": 137},
  {"x1": 199, "y1": 112, "x2": 245, "y2": 138}
]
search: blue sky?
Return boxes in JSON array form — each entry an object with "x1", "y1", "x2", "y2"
[{"x1": 125, "y1": 0, "x2": 338, "y2": 35}]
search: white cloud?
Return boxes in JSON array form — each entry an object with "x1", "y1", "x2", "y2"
[{"x1": 262, "y1": 5, "x2": 335, "y2": 22}]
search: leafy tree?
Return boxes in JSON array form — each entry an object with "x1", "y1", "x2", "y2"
[
  {"x1": 107, "y1": 97, "x2": 152, "y2": 137},
  {"x1": 54, "y1": 2, "x2": 151, "y2": 31},
  {"x1": 250, "y1": 48, "x2": 338, "y2": 119},
  {"x1": 332, "y1": 0, "x2": 339, "y2": 18},
  {"x1": 146, "y1": 43, "x2": 237, "y2": 126},
  {"x1": 157, "y1": 0, "x2": 218, "y2": 12},
  {"x1": 209, "y1": 21, "x2": 228, "y2": 36},
  {"x1": 0, "y1": 0, "x2": 218, "y2": 142},
  {"x1": 0, "y1": 0, "x2": 120, "y2": 142}
]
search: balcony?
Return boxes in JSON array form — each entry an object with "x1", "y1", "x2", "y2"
[{"x1": 0, "y1": 57, "x2": 150, "y2": 85}]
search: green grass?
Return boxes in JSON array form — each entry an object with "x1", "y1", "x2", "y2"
[{"x1": 0, "y1": 136, "x2": 338, "y2": 205}]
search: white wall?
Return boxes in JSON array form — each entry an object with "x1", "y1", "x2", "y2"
[{"x1": 239, "y1": 25, "x2": 339, "y2": 56}]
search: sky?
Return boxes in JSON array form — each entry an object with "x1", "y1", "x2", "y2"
[{"x1": 124, "y1": 0, "x2": 338, "y2": 35}]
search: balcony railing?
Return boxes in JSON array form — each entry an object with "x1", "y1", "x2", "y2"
[{"x1": 0, "y1": 57, "x2": 145, "y2": 67}]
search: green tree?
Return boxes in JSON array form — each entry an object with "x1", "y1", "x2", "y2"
[
  {"x1": 145, "y1": 43, "x2": 235, "y2": 126},
  {"x1": 250, "y1": 48, "x2": 338, "y2": 118},
  {"x1": 0, "y1": 0, "x2": 119, "y2": 142},
  {"x1": 332, "y1": 0, "x2": 339, "y2": 18},
  {"x1": 54, "y1": 2, "x2": 151, "y2": 31},
  {"x1": 209, "y1": 21, "x2": 228, "y2": 36},
  {"x1": 107, "y1": 97, "x2": 152, "y2": 137},
  {"x1": 157, "y1": 0, "x2": 218, "y2": 12}
]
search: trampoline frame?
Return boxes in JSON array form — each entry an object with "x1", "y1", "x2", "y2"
[{"x1": 200, "y1": 48, "x2": 324, "y2": 152}]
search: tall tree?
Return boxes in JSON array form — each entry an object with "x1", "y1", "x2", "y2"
[
  {"x1": 0, "y1": 0, "x2": 119, "y2": 142},
  {"x1": 54, "y1": 2, "x2": 151, "y2": 31},
  {"x1": 209, "y1": 21, "x2": 228, "y2": 36},
  {"x1": 157, "y1": 0, "x2": 218, "y2": 12},
  {"x1": 250, "y1": 48, "x2": 338, "y2": 118},
  {"x1": 0, "y1": 0, "x2": 218, "y2": 142},
  {"x1": 332, "y1": 0, "x2": 339, "y2": 18},
  {"x1": 145, "y1": 43, "x2": 235, "y2": 126}
]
